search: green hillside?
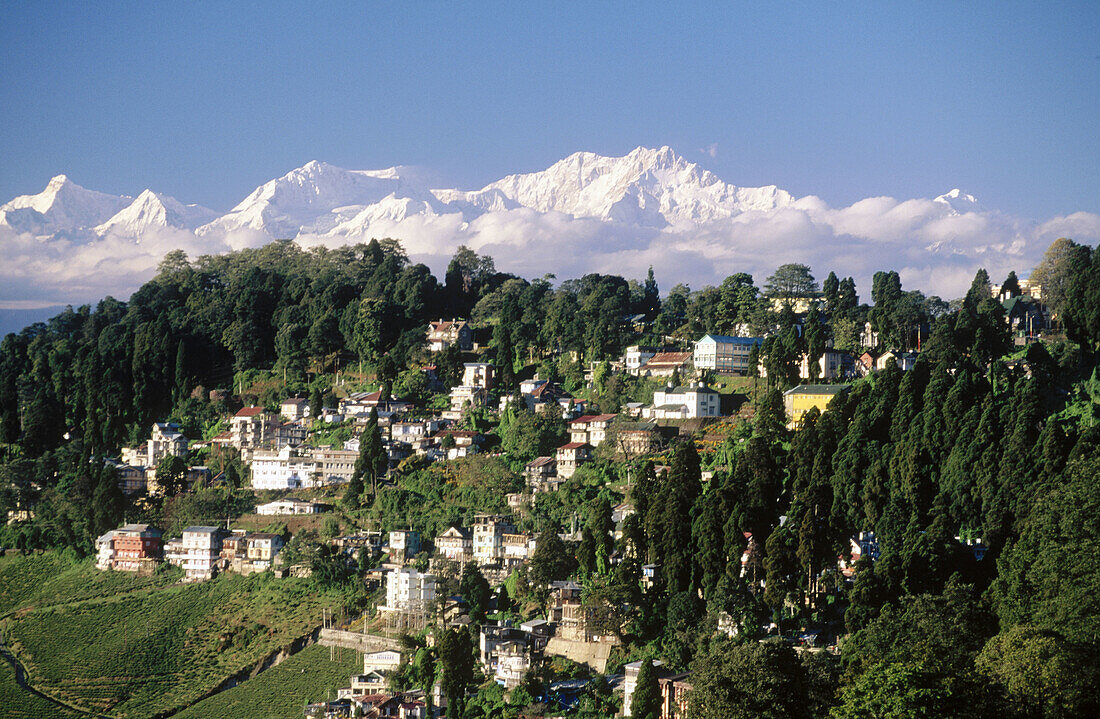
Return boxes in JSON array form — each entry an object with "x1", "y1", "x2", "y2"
[
  {"x1": 1, "y1": 558, "x2": 363, "y2": 719},
  {"x1": 175, "y1": 643, "x2": 363, "y2": 719}
]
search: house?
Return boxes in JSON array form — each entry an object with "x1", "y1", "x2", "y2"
[
  {"x1": 643, "y1": 382, "x2": 720, "y2": 420},
  {"x1": 363, "y1": 650, "x2": 404, "y2": 674},
  {"x1": 610, "y1": 421, "x2": 663, "y2": 457},
  {"x1": 657, "y1": 674, "x2": 693, "y2": 719},
  {"x1": 798, "y1": 348, "x2": 856, "y2": 380},
  {"x1": 568, "y1": 413, "x2": 618, "y2": 447},
  {"x1": 279, "y1": 397, "x2": 310, "y2": 421},
  {"x1": 389, "y1": 530, "x2": 421, "y2": 561},
  {"x1": 1002, "y1": 295, "x2": 1047, "y2": 334},
  {"x1": 180, "y1": 526, "x2": 226, "y2": 582},
  {"x1": 256, "y1": 498, "x2": 327, "y2": 515},
  {"x1": 524, "y1": 456, "x2": 560, "y2": 493},
  {"x1": 427, "y1": 319, "x2": 473, "y2": 352},
  {"x1": 339, "y1": 391, "x2": 413, "y2": 418},
  {"x1": 435, "y1": 526, "x2": 472, "y2": 564},
  {"x1": 555, "y1": 442, "x2": 593, "y2": 479},
  {"x1": 121, "y1": 422, "x2": 189, "y2": 468},
  {"x1": 245, "y1": 533, "x2": 284, "y2": 569},
  {"x1": 501, "y1": 532, "x2": 536, "y2": 565},
  {"x1": 229, "y1": 407, "x2": 275, "y2": 449},
  {"x1": 637, "y1": 351, "x2": 693, "y2": 378},
  {"x1": 856, "y1": 350, "x2": 879, "y2": 376},
  {"x1": 445, "y1": 385, "x2": 488, "y2": 420},
  {"x1": 110, "y1": 524, "x2": 163, "y2": 573},
  {"x1": 623, "y1": 660, "x2": 665, "y2": 717},
  {"x1": 768, "y1": 294, "x2": 822, "y2": 313},
  {"x1": 840, "y1": 531, "x2": 880, "y2": 578},
  {"x1": 461, "y1": 362, "x2": 494, "y2": 389},
  {"x1": 472, "y1": 515, "x2": 516, "y2": 565},
  {"x1": 501, "y1": 378, "x2": 577, "y2": 416},
  {"x1": 693, "y1": 335, "x2": 763, "y2": 375},
  {"x1": 112, "y1": 462, "x2": 149, "y2": 495},
  {"x1": 624, "y1": 346, "x2": 659, "y2": 375},
  {"x1": 782, "y1": 384, "x2": 849, "y2": 428},
  {"x1": 250, "y1": 446, "x2": 317, "y2": 489},
  {"x1": 875, "y1": 350, "x2": 918, "y2": 372},
  {"x1": 381, "y1": 567, "x2": 437, "y2": 613},
  {"x1": 338, "y1": 672, "x2": 388, "y2": 697}
]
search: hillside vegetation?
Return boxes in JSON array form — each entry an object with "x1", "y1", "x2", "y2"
[{"x1": 1, "y1": 561, "x2": 362, "y2": 718}]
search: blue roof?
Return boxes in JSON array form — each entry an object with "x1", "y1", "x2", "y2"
[{"x1": 696, "y1": 334, "x2": 763, "y2": 344}]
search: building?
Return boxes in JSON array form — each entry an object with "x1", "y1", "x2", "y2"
[
  {"x1": 461, "y1": 362, "x2": 494, "y2": 389},
  {"x1": 555, "y1": 442, "x2": 593, "y2": 479},
  {"x1": 389, "y1": 530, "x2": 421, "y2": 561},
  {"x1": 624, "y1": 346, "x2": 659, "y2": 375},
  {"x1": 611, "y1": 421, "x2": 663, "y2": 457},
  {"x1": 279, "y1": 397, "x2": 310, "y2": 421},
  {"x1": 363, "y1": 650, "x2": 404, "y2": 674},
  {"x1": 446, "y1": 385, "x2": 488, "y2": 420},
  {"x1": 643, "y1": 383, "x2": 720, "y2": 420},
  {"x1": 244, "y1": 533, "x2": 284, "y2": 571},
  {"x1": 250, "y1": 446, "x2": 317, "y2": 489},
  {"x1": 798, "y1": 348, "x2": 856, "y2": 380},
  {"x1": 180, "y1": 526, "x2": 226, "y2": 582},
  {"x1": 637, "y1": 351, "x2": 693, "y2": 378},
  {"x1": 427, "y1": 319, "x2": 473, "y2": 352},
  {"x1": 782, "y1": 384, "x2": 849, "y2": 428},
  {"x1": 435, "y1": 526, "x2": 472, "y2": 564},
  {"x1": 382, "y1": 567, "x2": 437, "y2": 613},
  {"x1": 501, "y1": 532, "x2": 536, "y2": 564},
  {"x1": 472, "y1": 515, "x2": 516, "y2": 565},
  {"x1": 568, "y1": 414, "x2": 618, "y2": 447},
  {"x1": 120, "y1": 422, "x2": 189, "y2": 468},
  {"x1": 256, "y1": 498, "x2": 327, "y2": 515},
  {"x1": 623, "y1": 660, "x2": 665, "y2": 717},
  {"x1": 111, "y1": 524, "x2": 164, "y2": 573},
  {"x1": 229, "y1": 407, "x2": 275, "y2": 449},
  {"x1": 693, "y1": 335, "x2": 763, "y2": 375},
  {"x1": 524, "y1": 456, "x2": 560, "y2": 493}
]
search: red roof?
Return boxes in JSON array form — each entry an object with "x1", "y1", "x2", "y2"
[
  {"x1": 234, "y1": 406, "x2": 266, "y2": 417},
  {"x1": 558, "y1": 442, "x2": 592, "y2": 450},
  {"x1": 644, "y1": 351, "x2": 692, "y2": 366}
]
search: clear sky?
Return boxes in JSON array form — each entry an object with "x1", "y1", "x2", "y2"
[{"x1": 1, "y1": 2, "x2": 1097, "y2": 217}]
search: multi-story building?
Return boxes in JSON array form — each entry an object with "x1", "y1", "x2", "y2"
[
  {"x1": 555, "y1": 443, "x2": 593, "y2": 479},
  {"x1": 427, "y1": 319, "x2": 473, "y2": 352},
  {"x1": 229, "y1": 407, "x2": 274, "y2": 449},
  {"x1": 624, "y1": 346, "x2": 659, "y2": 375},
  {"x1": 110, "y1": 524, "x2": 164, "y2": 573},
  {"x1": 382, "y1": 568, "x2": 437, "y2": 613},
  {"x1": 472, "y1": 515, "x2": 516, "y2": 565},
  {"x1": 279, "y1": 397, "x2": 310, "y2": 421},
  {"x1": 524, "y1": 456, "x2": 559, "y2": 493},
  {"x1": 251, "y1": 446, "x2": 318, "y2": 489},
  {"x1": 389, "y1": 530, "x2": 421, "y2": 561},
  {"x1": 462, "y1": 363, "x2": 494, "y2": 389},
  {"x1": 782, "y1": 384, "x2": 849, "y2": 428},
  {"x1": 693, "y1": 335, "x2": 763, "y2": 375},
  {"x1": 245, "y1": 533, "x2": 285, "y2": 570},
  {"x1": 643, "y1": 383, "x2": 720, "y2": 420},
  {"x1": 121, "y1": 422, "x2": 189, "y2": 468},
  {"x1": 435, "y1": 526, "x2": 472, "y2": 564},
  {"x1": 568, "y1": 414, "x2": 618, "y2": 447},
  {"x1": 181, "y1": 526, "x2": 226, "y2": 582}
]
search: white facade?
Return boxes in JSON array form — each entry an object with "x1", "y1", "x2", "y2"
[
  {"x1": 643, "y1": 383, "x2": 721, "y2": 419},
  {"x1": 250, "y1": 446, "x2": 316, "y2": 489},
  {"x1": 256, "y1": 498, "x2": 324, "y2": 515},
  {"x1": 624, "y1": 346, "x2": 658, "y2": 375},
  {"x1": 693, "y1": 335, "x2": 762, "y2": 374},
  {"x1": 473, "y1": 516, "x2": 516, "y2": 565},
  {"x1": 181, "y1": 526, "x2": 223, "y2": 582},
  {"x1": 383, "y1": 568, "x2": 437, "y2": 612},
  {"x1": 462, "y1": 363, "x2": 494, "y2": 389}
]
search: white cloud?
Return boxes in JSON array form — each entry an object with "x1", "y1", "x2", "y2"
[
  {"x1": 3, "y1": 198, "x2": 1099, "y2": 310},
  {"x1": 699, "y1": 143, "x2": 719, "y2": 158}
]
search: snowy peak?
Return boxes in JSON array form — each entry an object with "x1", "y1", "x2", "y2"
[
  {"x1": 95, "y1": 189, "x2": 216, "y2": 237},
  {"x1": 198, "y1": 160, "x2": 448, "y2": 238},
  {"x1": 0, "y1": 174, "x2": 131, "y2": 235},
  {"x1": 474, "y1": 145, "x2": 795, "y2": 226},
  {"x1": 934, "y1": 188, "x2": 983, "y2": 215}
]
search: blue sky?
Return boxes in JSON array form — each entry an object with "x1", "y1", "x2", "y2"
[{"x1": 1, "y1": 2, "x2": 1097, "y2": 217}]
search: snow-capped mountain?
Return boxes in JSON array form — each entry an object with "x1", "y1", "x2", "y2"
[
  {"x1": 197, "y1": 160, "x2": 451, "y2": 239},
  {"x1": 95, "y1": 189, "x2": 216, "y2": 237},
  {"x1": 934, "y1": 188, "x2": 983, "y2": 215},
  {"x1": 469, "y1": 145, "x2": 796, "y2": 227},
  {"x1": 0, "y1": 175, "x2": 131, "y2": 236}
]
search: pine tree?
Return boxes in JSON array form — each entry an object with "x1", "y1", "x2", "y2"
[{"x1": 631, "y1": 659, "x2": 660, "y2": 719}]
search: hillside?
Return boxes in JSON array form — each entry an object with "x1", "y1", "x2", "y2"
[{"x1": 0, "y1": 554, "x2": 363, "y2": 718}]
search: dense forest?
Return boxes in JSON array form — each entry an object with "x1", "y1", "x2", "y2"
[{"x1": 2, "y1": 235, "x2": 1100, "y2": 717}]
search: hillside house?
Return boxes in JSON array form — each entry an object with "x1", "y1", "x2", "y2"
[
  {"x1": 624, "y1": 346, "x2": 659, "y2": 375},
  {"x1": 875, "y1": 350, "x2": 918, "y2": 372},
  {"x1": 782, "y1": 384, "x2": 849, "y2": 428},
  {"x1": 180, "y1": 526, "x2": 226, "y2": 582},
  {"x1": 389, "y1": 530, "x2": 421, "y2": 561},
  {"x1": 473, "y1": 515, "x2": 517, "y2": 565},
  {"x1": 556, "y1": 442, "x2": 593, "y2": 479},
  {"x1": 693, "y1": 335, "x2": 763, "y2": 375},
  {"x1": 435, "y1": 526, "x2": 472, "y2": 563},
  {"x1": 643, "y1": 382, "x2": 720, "y2": 420},
  {"x1": 229, "y1": 407, "x2": 275, "y2": 449},
  {"x1": 256, "y1": 498, "x2": 327, "y2": 515},
  {"x1": 568, "y1": 413, "x2": 618, "y2": 446},
  {"x1": 381, "y1": 567, "x2": 437, "y2": 613},
  {"x1": 799, "y1": 348, "x2": 856, "y2": 380},
  {"x1": 637, "y1": 351, "x2": 693, "y2": 378},
  {"x1": 462, "y1": 362, "x2": 494, "y2": 389},
  {"x1": 524, "y1": 456, "x2": 560, "y2": 493},
  {"x1": 610, "y1": 421, "x2": 663, "y2": 457},
  {"x1": 279, "y1": 397, "x2": 310, "y2": 420},
  {"x1": 427, "y1": 319, "x2": 473, "y2": 352},
  {"x1": 121, "y1": 422, "x2": 188, "y2": 468}
]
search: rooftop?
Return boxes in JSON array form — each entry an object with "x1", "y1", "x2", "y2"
[{"x1": 783, "y1": 384, "x2": 850, "y2": 396}]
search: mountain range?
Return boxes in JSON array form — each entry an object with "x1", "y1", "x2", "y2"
[
  {"x1": 4, "y1": 146, "x2": 1097, "y2": 309},
  {"x1": 0, "y1": 146, "x2": 977, "y2": 243}
]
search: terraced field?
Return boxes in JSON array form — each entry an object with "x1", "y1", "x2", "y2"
[
  {"x1": 0, "y1": 554, "x2": 363, "y2": 718},
  {"x1": 174, "y1": 643, "x2": 363, "y2": 719}
]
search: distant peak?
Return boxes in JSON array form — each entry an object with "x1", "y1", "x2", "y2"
[{"x1": 47, "y1": 174, "x2": 72, "y2": 187}]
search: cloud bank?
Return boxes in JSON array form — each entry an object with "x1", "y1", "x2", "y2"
[{"x1": 2, "y1": 197, "x2": 1098, "y2": 311}]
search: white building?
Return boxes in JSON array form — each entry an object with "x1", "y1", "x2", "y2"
[
  {"x1": 462, "y1": 363, "x2": 494, "y2": 389},
  {"x1": 472, "y1": 515, "x2": 516, "y2": 565},
  {"x1": 364, "y1": 649, "x2": 404, "y2": 673},
  {"x1": 693, "y1": 335, "x2": 762, "y2": 375},
  {"x1": 389, "y1": 530, "x2": 421, "y2": 561},
  {"x1": 181, "y1": 526, "x2": 224, "y2": 582},
  {"x1": 624, "y1": 346, "x2": 659, "y2": 375},
  {"x1": 250, "y1": 446, "x2": 317, "y2": 490},
  {"x1": 121, "y1": 422, "x2": 188, "y2": 468},
  {"x1": 643, "y1": 383, "x2": 721, "y2": 420},
  {"x1": 256, "y1": 498, "x2": 326, "y2": 515},
  {"x1": 279, "y1": 397, "x2": 310, "y2": 420},
  {"x1": 382, "y1": 567, "x2": 437, "y2": 612}
]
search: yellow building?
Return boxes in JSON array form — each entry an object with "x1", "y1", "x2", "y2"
[{"x1": 782, "y1": 384, "x2": 849, "y2": 428}]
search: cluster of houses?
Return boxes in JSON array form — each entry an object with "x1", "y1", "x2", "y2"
[{"x1": 95, "y1": 523, "x2": 285, "y2": 581}]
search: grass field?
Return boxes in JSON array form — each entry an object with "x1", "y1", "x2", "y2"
[
  {"x1": 0, "y1": 552, "x2": 180, "y2": 617},
  {"x1": 174, "y1": 643, "x2": 363, "y2": 719},
  {"x1": 0, "y1": 658, "x2": 84, "y2": 719},
  {"x1": 0, "y1": 555, "x2": 364, "y2": 719}
]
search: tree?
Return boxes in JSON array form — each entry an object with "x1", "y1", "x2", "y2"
[
  {"x1": 155, "y1": 454, "x2": 189, "y2": 496},
  {"x1": 438, "y1": 626, "x2": 476, "y2": 716},
  {"x1": 1029, "y1": 237, "x2": 1083, "y2": 318},
  {"x1": 530, "y1": 528, "x2": 577, "y2": 586},
  {"x1": 765, "y1": 263, "x2": 818, "y2": 300},
  {"x1": 459, "y1": 562, "x2": 491, "y2": 623},
  {"x1": 687, "y1": 640, "x2": 808, "y2": 719},
  {"x1": 631, "y1": 659, "x2": 660, "y2": 719}
]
